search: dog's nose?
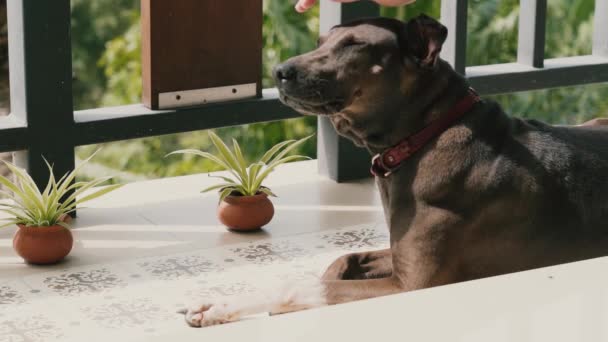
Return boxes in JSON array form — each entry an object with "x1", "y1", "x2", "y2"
[{"x1": 274, "y1": 63, "x2": 297, "y2": 84}]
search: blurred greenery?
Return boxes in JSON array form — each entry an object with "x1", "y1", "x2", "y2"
[
  {"x1": 382, "y1": 0, "x2": 608, "y2": 124},
  {"x1": 71, "y1": 0, "x2": 140, "y2": 109},
  {"x1": 71, "y1": 0, "x2": 608, "y2": 182},
  {"x1": 72, "y1": 0, "x2": 318, "y2": 180}
]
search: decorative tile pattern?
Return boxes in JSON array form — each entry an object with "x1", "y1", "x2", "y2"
[
  {"x1": 185, "y1": 281, "x2": 258, "y2": 300},
  {"x1": 0, "y1": 315, "x2": 62, "y2": 342},
  {"x1": 82, "y1": 298, "x2": 171, "y2": 329},
  {"x1": 137, "y1": 255, "x2": 223, "y2": 280},
  {"x1": 320, "y1": 227, "x2": 388, "y2": 250},
  {"x1": 0, "y1": 284, "x2": 25, "y2": 305},
  {"x1": 1, "y1": 223, "x2": 382, "y2": 341},
  {"x1": 43, "y1": 268, "x2": 125, "y2": 296},
  {"x1": 230, "y1": 241, "x2": 309, "y2": 265},
  {"x1": 274, "y1": 268, "x2": 321, "y2": 282}
]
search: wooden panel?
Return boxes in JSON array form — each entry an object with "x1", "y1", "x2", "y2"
[{"x1": 141, "y1": 0, "x2": 263, "y2": 109}]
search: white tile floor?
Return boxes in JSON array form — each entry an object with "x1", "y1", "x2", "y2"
[
  {"x1": 0, "y1": 161, "x2": 388, "y2": 341},
  {"x1": 1, "y1": 160, "x2": 608, "y2": 341}
]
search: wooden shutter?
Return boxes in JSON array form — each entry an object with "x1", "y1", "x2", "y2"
[{"x1": 141, "y1": 0, "x2": 263, "y2": 109}]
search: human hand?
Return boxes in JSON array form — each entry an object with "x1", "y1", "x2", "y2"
[{"x1": 295, "y1": 0, "x2": 416, "y2": 13}]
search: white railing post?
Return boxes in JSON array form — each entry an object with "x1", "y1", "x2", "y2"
[
  {"x1": 593, "y1": 0, "x2": 608, "y2": 57},
  {"x1": 517, "y1": 0, "x2": 547, "y2": 67},
  {"x1": 441, "y1": 0, "x2": 468, "y2": 75}
]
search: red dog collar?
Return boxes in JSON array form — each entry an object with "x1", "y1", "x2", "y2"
[{"x1": 371, "y1": 88, "x2": 481, "y2": 178}]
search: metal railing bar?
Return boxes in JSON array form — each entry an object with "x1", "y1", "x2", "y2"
[
  {"x1": 6, "y1": 0, "x2": 75, "y2": 190},
  {"x1": 74, "y1": 54, "x2": 608, "y2": 142},
  {"x1": 72, "y1": 89, "x2": 301, "y2": 146},
  {"x1": 0, "y1": 115, "x2": 28, "y2": 152},
  {"x1": 317, "y1": 2, "x2": 380, "y2": 182},
  {"x1": 517, "y1": 0, "x2": 547, "y2": 68},
  {"x1": 319, "y1": 0, "x2": 379, "y2": 33},
  {"x1": 468, "y1": 55, "x2": 608, "y2": 94},
  {"x1": 1, "y1": 55, "x2": 606, "y2": 151},
  {"x1": 75, "y1": 89, "x2": 285, "y2": 122},
  {"x1": 0, "y1": 114, "x2": 26, "y2": 129},
  {"x1": 441, "y1": 0, "x2": 468, "y2": 75},
  {"x1": 0, "y1": 2, "x2": 606, "y2": 183},
  {"x1": 0, "y1": 129, "x2": 28, "y2": 153}
]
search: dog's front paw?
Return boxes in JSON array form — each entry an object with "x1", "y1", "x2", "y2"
[{"x1": 181, "y1": 302, "x2": 233, "y2": 328}]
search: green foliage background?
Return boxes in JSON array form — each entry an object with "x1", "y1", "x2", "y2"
[{"x1": 72, "y1": 0, "x2": 608, "y2": 182}]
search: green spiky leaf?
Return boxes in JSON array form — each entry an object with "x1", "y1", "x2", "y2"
[
  {"x1": 0, "y1": 151, "x2": 123, "y2": 228},
  {"x1": 201, "y1": 183, "x2": 237, "y2": 193},
  {"x1": 218, "y1": 187, "x2": 235, "y2": 203},
  {"x1": 167, "y1": 134, "x2": 314, "y2": 199},
  {"x1": 258, "y1": 187, "x2": 277, "y2": 197}
]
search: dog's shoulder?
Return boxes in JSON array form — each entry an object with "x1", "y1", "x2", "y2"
[
  {"x1": 509, "y1": 116, "x2": 608, "y2": 168},
  {"x1": 410, "y1": 101, "x2": 512, "y2": 202},
  {"x1": 499, "y1": 113, "x2": 608, "y2": 224}
]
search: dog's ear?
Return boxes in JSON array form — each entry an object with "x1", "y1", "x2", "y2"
[{"x1": 404, "y1": 14, "x2": 448, "y2": 68}]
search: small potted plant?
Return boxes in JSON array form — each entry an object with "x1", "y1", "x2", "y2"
[
  {"x1": 0, "y1": 153, "x2": 123, "y2": 265},
  {"x1": 168, "y1": 132, "x2": 312, "y2": 231}
]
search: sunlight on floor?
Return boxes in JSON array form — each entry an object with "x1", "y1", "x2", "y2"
[
  {"x1": 1, "y1": 222, "x2": 388, "y2": 342},
  {"x1": 274, "y1": 205, "x2": 383, "y2": 212},
  {"x1": 78, "y1": 239, "x2": 185, "y2": 249},
  {"x1": 0, "y1": 161, "x2": 388, "y2": 341},
  {"x1": 0, "y1": 256, "x2": 25, "y2": 264},
  {"x1": 76, "y1": 225, "x2": 227, "y2": 233}
]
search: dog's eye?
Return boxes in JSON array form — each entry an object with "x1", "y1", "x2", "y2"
[{"x1": 341, "y1": 38, "x2": 366, "y2": 49}]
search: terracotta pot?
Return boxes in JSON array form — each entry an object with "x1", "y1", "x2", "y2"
[
  {"x1": 217, "y1": 193, "x2": 274, "y2": 231},
  {"x1": 13, "y1": 224, "x2": 73, "y2": 265}
]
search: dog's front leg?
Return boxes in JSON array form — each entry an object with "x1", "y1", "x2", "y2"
[
  {"x1": 182, "y1": 278, "x2": 328, "y2": 327},
  {"x1": 181, "y1": 295, "x2": 271, "y2": 327},
  {"x1": 182, "y1": 276, "x2": 406, "y2": 327},
  {"x1": 322, "y1": 248, "x2": 393, "y2": 281},
  {"x1": 269, "y1": 276, "x2": 407, "y2": 316},
  {"x1": 322, "y1": 276, "x2": 406, "y2": 305},
  {"x1": 183, "y1": 274, "x2": 414, "y2": 327}
]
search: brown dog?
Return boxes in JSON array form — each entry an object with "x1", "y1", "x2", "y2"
[{"x1": 182, "y1": 15, "x2": 608, "y2": 327}]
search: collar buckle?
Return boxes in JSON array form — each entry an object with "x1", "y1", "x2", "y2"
[{"x1": 371, "y1": 153, "x2": 399, "y2": 178}]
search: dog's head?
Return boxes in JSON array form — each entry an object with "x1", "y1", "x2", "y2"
[{"x1": 274, "y1": 15, "x2": 448, "y2": 148}]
